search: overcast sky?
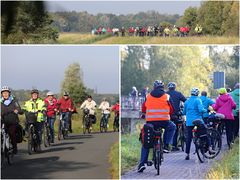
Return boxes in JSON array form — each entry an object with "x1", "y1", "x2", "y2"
[
  {"x1": 46, "y1": 1, "x2": 201, "y2": 15},
  {"x1": 1, "y1": 46, "x2": 119, "y2": 94}
]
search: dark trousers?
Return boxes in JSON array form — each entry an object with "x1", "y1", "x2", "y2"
[
  {"x1": 172, "y1": 121, "x2": 179, "y2": 147},
  {"x1": 36, "y1": 122, "x2": 43, "y2": 144},
  {"x1": 185, "y1": 126, "x2": 194, "y2": 154},
  {"x1": 6, "y1": 123, "x2": 17, "y2": 149},
  {"x1": 224, "y1": 119, "x2": 234, "y2": 147},
  {"x1": 233, "y1": 115, "x2": 239, "y2": 139}
]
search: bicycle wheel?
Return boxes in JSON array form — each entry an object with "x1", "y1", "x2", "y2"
[
  {"x1": 104, "y1": 120, "x2": 108, "y2": 133},
  {"x1": 28, "y1": 127, "x2": 33, "y2": 155},
  {"x1": 100, "y1": 118, "x2": 104, "y2": 133},
  {"x1": 83, "y1": 117, "x2": 86, "y2": 134},
  {"x1": 113, "y1": 121, "x2": 116, "y2": 132},
  {"x1": 156, "y1": 150, "x2": 160, "y2": 175},
  {"x1": 195, "y1": 138, "x2": 206, "y2": 163},
  {"x1": 179, "y1": 127, "x2": 185, "y2": 151},
  {"x1": 7, "y1": 141, "x2": 14, "y2": 165},
  {"x1": 58, "y1": 122, "x2": 62, "y2": 140},
  {"x1": 204, "y1": 129, "x2": 222, "y2": 159}
]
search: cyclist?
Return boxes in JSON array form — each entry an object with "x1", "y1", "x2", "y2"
[
  {"x1": 99, "y1": 98, "x2": 111, "y2": 128},
  {"x1": 112, "y1": 100, "x2": 120, "y2": 128},
  {"x1": 212, "y1": 88, "x2": 236, "y2": 149},
  {"x1": 230, "y1": 83, "x2": 239, "y2": 139},
  {"x1": 200, "y1": 91, "x2": 214, "y2": 123},
  {"x1": 58, "y1": 91, "x2": 74, "y2": 133},
  {"x1": 164, "y1": 26, "x2": 170, "y2": 37},
  {"x1": 194, "y1": 24, "x2": 203, "y2": 36},
  {"x1": 23, "y1": 89, "x2": 46, "y2": 151},
  {"x1": 138, "y1": 80, "x2": 176, "y2": 173},
  {"x1": 44, "y1": 91, "x2": 58, "y2": 143},
  {"x1": 183, "y1": 88, "x2": 207, "y2": 160},
  {"x1": 166, "y1": 82, "x2": 186, "y2": 151},
  {"x1": 80, "y1": 95, "x2": 97, "y2": 131},
  {"x1": 1, "y1": 86, "x2": 23, "y2": 154}
]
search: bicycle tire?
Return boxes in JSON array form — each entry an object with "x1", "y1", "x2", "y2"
[
  {"x1": 156, "y1": 150, "x2": 160, "y2": 175},
  {"x1": 195, "y1": 139, "x2": 205, "y2": 163},
  {"x1": 7, "y1": 146, "x2": 14, "y2": 165},
  {"x1": 28, "y1": 127, "x2": 33, "y2": 155},
  {"x1": 83, "y1": 117, "x2": 86, "y2": 134},
  {"x1": 58, "y1": 121, "x2": 62, "y2": 141},
  {"x1": 100, "y1": 118, "x2": 104, "y2": 133},
  {"x1": 43, "y1": 124, "x2": 47, "y2": 147}
]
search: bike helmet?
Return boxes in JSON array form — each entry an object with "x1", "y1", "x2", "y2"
[
  {"x1": 31, "y1": 89, "x2": 39, "y2": 94},
  {"x1": 191, "y1": 87, "x2": 199, "y2": 96},
  {"x1": 153, "y1": 80, "x2": 164, "y2": 89},
  {"x1": 1, "y1": 86, "x2": 11, "y2": 93},
  {"x1": 226, "y1": 88, "x2": 232, "y2": 93},
  {"x1": 63, "y1": 91, "x2": 69, "y2": 96},
  {"x1": 47, "y1": 91, "x2": 54, "y2": 96},
  {"x1": 167, "y1": 82, "x2": 176, "y2": 90}
]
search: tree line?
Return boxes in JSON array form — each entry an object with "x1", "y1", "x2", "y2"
[{"x1": 121, "y1": 46, "x2": 239, "y2": 97}]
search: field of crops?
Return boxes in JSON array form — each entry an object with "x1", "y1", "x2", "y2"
[{"x1": 57, "y1": 33, "x2": 239, "y2": 44}]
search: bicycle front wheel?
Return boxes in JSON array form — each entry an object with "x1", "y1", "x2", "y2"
[
  {"x1": 205, "y1": 129, "x2": 222, "y2": 159},
  {"x1": 83, "y1": 118, "x2": 86, "y2": 134},
  {"x1": 58, "y1": 122, "x2": 62, "y2": 141}
]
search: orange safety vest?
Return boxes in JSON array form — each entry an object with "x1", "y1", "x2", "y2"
[{"x1": 145, "y1": 94, "x2": 171, "y2": 121}]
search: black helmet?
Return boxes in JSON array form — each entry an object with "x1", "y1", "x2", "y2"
[
  {"x1": 63, "y1": 91, "x2": 69, "y2": 96},
  {"x1": 153, "y1": 80, "x2": 164, "y2": 89},
  {"x1": 87, "y1": 95, "x2": 92, "y2": 99},
  {"x1": 31, "y1": 89, "x2": 39, "y2": 94},
  {"x1": 167, "y1": 82, "x2": 176, "y2": 90}
]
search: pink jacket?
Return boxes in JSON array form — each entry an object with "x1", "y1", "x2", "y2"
[{"x1": 212, "y1": 94, "x2": 236, "y2": 120}]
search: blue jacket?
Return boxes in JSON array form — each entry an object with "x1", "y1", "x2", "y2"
[
  {"x1": 167, "y1": 90, "x2": 186, "y2": 115},
  {"x1": 183, "y1": 96, "x2": 207, "y2": 126},
  {"x1": 200, "y1": 96, "x2": 214, "y2": 118}
]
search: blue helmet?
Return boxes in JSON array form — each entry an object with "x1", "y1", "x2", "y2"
[
  {"x1": 168, "y1": 82, "x2": 176, "y2": 90},
  {"x1": 153, "y1": 80, "x2": 164, "y2": 89},
  {"x1": 191, "y1": 87, "x2": 199, "y2": 96}
]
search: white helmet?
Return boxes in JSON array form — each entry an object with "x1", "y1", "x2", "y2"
[
  {"x1": 47, "y1": 91, "x2": 54, "y2": 96},
  {"x1": 1, "y1": 86, "x2": 11, "y2": 93}
]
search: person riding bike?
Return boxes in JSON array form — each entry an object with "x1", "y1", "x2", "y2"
[
  {"x1": 230, "y1": 83, "x2": 239, "y2": 139},
  {"x1": 166, "y1": 82, "x2": 186, "y2": 151},
  {"x1": 58, "y1": 91, "x2": 74, "y2": 133},
  {"x1": 23, "y1": 89, "x2": 46, "y2": 152},
  {"x1": 164, "y1": 26, "x2": 170, "y2": 37},
  {"x1": 212, "y1": 88, "x2": 236, "y2": 149},
  {"x1": 44, "y1": 91, "x2": 58, "y2": 143},
  {"x1": 80, "y1": 95, "x2": 97, "y2": 131},
  {"x1": 1, "y1": 86, "x2": 23, "y2": 154},
  {"x1": 138, "y1": 80, "x2": 176, "y2": 173},
  {"x1": 112, "y1": 100, "x2": 120, "y2": 127},
  {"x1": 200, "y1": 91, "x2": 215, "y2": 123},
  {"x1": 99, "y1": 98, "x2": 111, "y2": 128},
  {"x1": 183, "y1": 87, "x2": 209, "y2": 160},
  {"x1": 195, "y1": 24, "x2": 203, "y2": 35}
]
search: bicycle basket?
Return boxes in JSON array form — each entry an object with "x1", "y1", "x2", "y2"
[{"x1": 25, "y1": 112, "x2": 37, "y2": 124}]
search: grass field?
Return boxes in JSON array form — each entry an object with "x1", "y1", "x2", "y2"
[
  {"x1": 109, "y1": 142, "x2": 119, "y2": 179},
  {"x1": 57, "y1": 33, "x2": 239, "y2": 44},
  {"x1": 206, "y1": 139, "x2": 239, "y2": 179}
]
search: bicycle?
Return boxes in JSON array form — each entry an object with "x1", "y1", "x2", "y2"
[
  {"x1": 100, "y1": 113, "x2": 108, "y2": 133},
  {"x1": 176, "y1": 120, "x2": 186, "y2": 151},
  {"x1": 113, "y1": 114, "x2": 119, "y2": 132},
  {"x1": 1, "y1": 123, "x2": 14, "y2": 166},
  {"x1": 192, "y1": 119, "x2": 222, "y2": 163},
  {"x1": 82, "y1": 109, "x2": 92, "y2": 134},
  {"x1": 58, "y1": 113, "x2": 68, "y2": 140},
  {"x1": 43, "y1": 119, "x2": 51, "y2": 147}
]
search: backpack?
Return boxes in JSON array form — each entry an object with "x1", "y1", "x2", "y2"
[
  {"x1": 16, "y1": 123, "x2": 24, "y2": 143},
  {"x1": 140, "y1": 123, "x2": 155, "y2": 149}
]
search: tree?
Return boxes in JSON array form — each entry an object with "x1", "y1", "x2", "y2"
[
  {"x1": 61, "y1": 63, "x2": 87, "y2": 104},
  {"x1": 178, "y1": 7, "x2": 198, "y2": 32},
  {"x1": 1, "y1": 1, "x2": 59, "y2": 43}
]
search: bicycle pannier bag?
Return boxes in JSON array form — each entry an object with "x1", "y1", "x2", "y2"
[{"x1": 141, "y1": 123, "x2": 155, "y2": 149}]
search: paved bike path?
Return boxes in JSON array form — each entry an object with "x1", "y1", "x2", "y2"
[
  {"x1": 122, "y1": 135, "x2": 228, "y2": 179},
  {"x1": 1, "y1": 131, "x2": 119, "y2": 179}
]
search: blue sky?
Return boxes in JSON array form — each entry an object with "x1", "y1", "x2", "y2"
[
  {"x1": 46, "y1": 1, "x2": 201, "y2": 15},
  {"x1": 1, "y1": 46, "x2": 119, "y2": 94}
]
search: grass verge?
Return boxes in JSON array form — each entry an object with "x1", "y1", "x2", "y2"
[
  {"x1": 206, "y1": 139, "x2": 239, "y2": 179},
  {"x1": 109, "y1": 142, "x2": 119, "y2": 179}
]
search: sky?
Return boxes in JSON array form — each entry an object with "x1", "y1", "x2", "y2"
[
  {"x1": 46, "y1": 1, "x2": 202, "y2": 15},
  {"x1": 1, "y1": 46, "x2": 119, "y2": 94}
]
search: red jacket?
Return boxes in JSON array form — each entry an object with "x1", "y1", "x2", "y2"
[
  {"x1": 44, "y1": 98, "x2": 58, "y2": 117},
  {"x1": 58, "y1": 97, "x2": 74, "y2": 113},
  {"x1": 112, "y1": 103, "x2": 120, "y2": 116}
]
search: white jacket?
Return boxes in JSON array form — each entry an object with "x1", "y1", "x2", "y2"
[
  {"x1": 80, "y1": 100, "x2": 97, "y2": 115},
  {"x1": 99, "y1": 101, "x2": 110, "y2": 114}
]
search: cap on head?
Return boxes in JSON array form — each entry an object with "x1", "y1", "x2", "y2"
[
  {"x1": 1, "y1": 86, "x2": 11, "y2": 93},
  {"x1": 87, "y1": 95, "x2": 92, "y2": 99},
  {"x1": 153, "y1": 80, "x2": 164, "y2": 89},
  {"x1": 218, "y1": 88, "x2": 227, "y2": 95},
  {"x1": 191, "y1": 87, "x2": 199, "y2": 96},
  {"x1": 63, "y1": 91, "x2": 69, "y2": 96}
]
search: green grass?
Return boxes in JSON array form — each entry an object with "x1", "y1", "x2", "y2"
[
  {"x1": 57, "y1": 33, "x2": 239, "y2": 44},
  {"x1": 57, "y1": 32, "x2": 111, "y2": 44},
  {"x1": 206, "y1": 139, "x2": 239, "y2": 179},
  {"x1": 19, "y1": 108, "x2": 116, "y2": 134},
  {"x1": 121, "y1": 133, "x2": 142, "y2": 174},
  {"x1": 109, "y1": 142, "x2": 119, "y2": 179}
]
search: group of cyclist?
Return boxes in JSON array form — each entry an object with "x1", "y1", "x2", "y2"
[
  {"x1": 1, "y1": 86, "x2": 120, "y2": 155},
  {"x1": 138, "y1": 81, "x2": 239, "y2": 173}
]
